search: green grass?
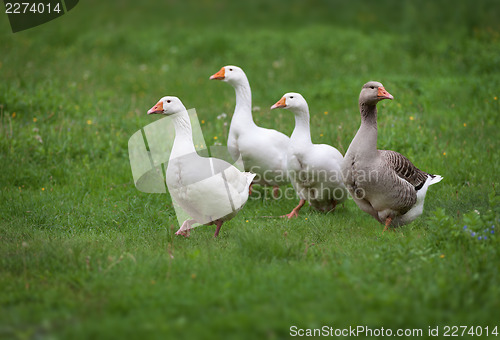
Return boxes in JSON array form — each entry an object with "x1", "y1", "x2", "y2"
[{"x1": 1, "y1": 0, "x2": 500, "y2": 339}]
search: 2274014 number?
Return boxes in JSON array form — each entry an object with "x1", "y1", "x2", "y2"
[
  {"x1": 443, "y1": 325, "x2": 498, "y2": 337},
  {"x1": 5, "y1": 2, "x2": 61, "y2": 14}
]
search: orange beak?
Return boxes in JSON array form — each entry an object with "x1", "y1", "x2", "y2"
[
  {"x1": 209, "y1": 67, "x2": 225, "y2": 80},
  {"x1": 377, "y1": 86, "x2": 394, "y2": 100},
  {"x1": 271, "y1": 97, "x2": 287, "y2": 109},
  {"x1": 147, "y1": 101, "x2": 163, "y2": 114}
]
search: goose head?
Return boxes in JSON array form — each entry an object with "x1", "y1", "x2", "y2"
[
  {"x1": 147, "y1": 96, "x2": 187, "y2": 115},
  {"x1": 359, "y1": 81, "x2": 394, "y2": 105},
  {"x1": 270, "y1": 92, "x2": 308, "y2": 113},
  {"x1": 209, "y1": 65, "x2": 247, "y2": 86}
]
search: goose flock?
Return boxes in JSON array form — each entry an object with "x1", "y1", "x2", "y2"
[{"x1": 146, "y1": 66, "x2": 442, "y2": 237}]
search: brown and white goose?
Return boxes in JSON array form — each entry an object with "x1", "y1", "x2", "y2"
[{"x1": 342, "y1": 81, "x2": 442, "y2": 229}]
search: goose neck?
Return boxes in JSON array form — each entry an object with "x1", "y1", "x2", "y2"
[
  {"x1": 359, "y1": 102, "x2": 378, "y2": 127},
  {"x1": 352, "y1": 102, "x2": 378, "y2": 154},
  {"x1": 290, "y1": 108, "x2": 312, "y2": 145},
  {"x1": 170, "y1": 111, "x2": 196, "y2": 159},
  {"x1": 232, "y1": 81, "x2": 256, "y2": 126}
]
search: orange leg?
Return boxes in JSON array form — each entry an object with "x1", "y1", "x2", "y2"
[
  {"x1": 272, "y1": 185, "x2": 280, "y2": 199},
  {"x1": 214, "y1": 220, "x2": 224, "y2": 237},
  {"x1": 249, "y1": 183, "x2": 253, "y2": 195},
  {"x1": 383, "y1": 217, "x2": 392, "y2": 232},
  {"x1": 282, "y1": 199, "x2": 306, "y2": 219}
]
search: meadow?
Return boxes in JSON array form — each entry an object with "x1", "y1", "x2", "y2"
[{"x1": 1, "y1": 0, "x2": 499, "y2": 339}]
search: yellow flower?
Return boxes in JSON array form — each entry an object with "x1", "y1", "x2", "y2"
[
  {"x1": 463, "y1": 123, "x2": 467, "y2": 127},
  {"x1": 245, "y1": 220, "x2": 249, "y2": 223},
  {"x1": 440, "y1": 254, "x2": 445, "y2": 259},
  {"x1": 86, "y1": 120, "x2": 92, "y2": 125},
  {"x1": 320, "y1": 133, "x2": 324, "y2": 137},
  {"x1": 33, "y1": 117, "x2": 37, "y2": 122},
  {"x1": 201, "y1": 120, "x2": 205, "y2": 124},
  {"x1": 409, "y1": 116, "x2": 414, "y2": 121},
  {"x1": 41, "y1": 187, "x2": 45, "y2": 191},
  {"x1": 305, "y1": 217, "x2": 308, "y2": 220},
  {"x1": 191, "y1": 273, "x2": 196, "y2": 279},
  {"x1": 324, "y1": 111, "x2": 328, "y2": 115},
  {"x1": 11, "y1": 112, "x2": 16, "y2": 118},
  {"x1": 494, "y1": 96, "x2": 498, "y2": 100},
  {"x1": 213, "y1": 136, "x2": 218, "y2": 140},
  {"x1": 443, "y1": 152, "x2": 446, "y2": 156}
]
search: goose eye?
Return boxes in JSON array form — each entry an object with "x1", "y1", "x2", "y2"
[
  {"x1": 229, "y1": 68, "x2": 233, "y2": 71},
  {"x1": 166, "y1": 100, "x2": 171, "y2": 103},
  {"x1": 290, "y1": 96, "x2": 294, "y2": 99},
  {"x1": 370, "y1": 86, "x2": 374, "y2": 89}
]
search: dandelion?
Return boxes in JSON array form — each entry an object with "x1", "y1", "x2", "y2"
[
  {"x1": 494, "y1": 96, "x2": 498, "y2": 100},
  {"x1": 86, "y1": 119, "x2": 92, "y2": 125},
  {"x1": 443, "y1": 152, "x2": 446, "y2": 156},
  {"x1": 213, "y1": 136, "x2": 218, "y2": 140},
  {"x1": 324, "y1": 111, "x2": 328, "y2": 115},
  {"x1": 191, "y1": 273, "x2": 196, "y2": 279},
  {"x1": 201, "y1": 120, "x2": 205, "y2": 124},
  {"x1": 305, "y1": 217, "x2": 308, "y2": 221},
  {"x1": 41, "y1": 187, "x2": 45, "y2": 191},
  {"x1": 320, "y1": 133, "x2": 324, "y2": 137},
  {"x1": 463, "y1": 123, "x2": 467, "y2": 127},
  {"x1": 440, "y1": 254, "x2": 445, "y2": 258},
  {"x1": 11, "y1": 112, "x2": 16, "y2": 118},
  {"x1": 409, "y1": 116, "x2": 415, "y2": 121},
  {"x1": 245, "y1": 220, "x2": 249, "y2": 223},
  {"x1": 33, "y1": 117, "x2": 37, "y2": 122}
]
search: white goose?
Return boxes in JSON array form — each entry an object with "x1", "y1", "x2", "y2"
[
  {"x1": 147, "y1": 96, "x2": 255, "y2": 237},
  {"x1": 271, "y1": 93, "x2": 347, "y2": 218},
  {"x1": 210, "y1": 65, "x2": 289, "y2": 197},
  {"x1": 342, "y1": 81, "x2": 442, "y2": 229}
]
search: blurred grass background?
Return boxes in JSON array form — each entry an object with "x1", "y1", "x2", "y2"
[{"x1": 1, "y1": 0, "x2": 500, "y2": 339}]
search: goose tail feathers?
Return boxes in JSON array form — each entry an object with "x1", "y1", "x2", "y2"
[{"x1": 429, "y1": 174, "x2": 443, "y2": 186}]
